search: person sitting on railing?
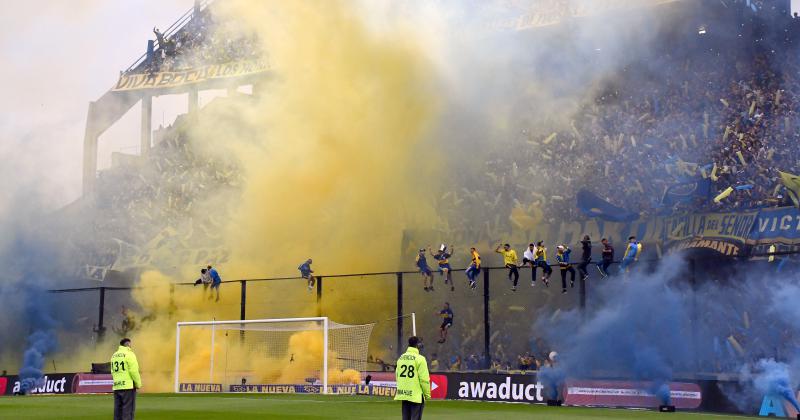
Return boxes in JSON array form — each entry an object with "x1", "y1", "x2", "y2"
[
  {"x1": 556, "y1": 245, "x2": 575, "y2": 294},
  {"x1": 599, "y1": 238, "x2": 614, "y2": 278},
  {"x1": 298, "y1": 258, "x2": 315, "y2": 292},
  {"x1": 207, "y1": 264, "x2": 222, "y2": 302}
]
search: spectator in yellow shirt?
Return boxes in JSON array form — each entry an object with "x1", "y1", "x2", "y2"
[{"x1": 495, "y1": 243, "x2": 519, "y2": 291}]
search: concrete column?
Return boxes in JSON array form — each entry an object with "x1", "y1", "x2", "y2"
[
  {"x1": 141, "y1": 94, "x2": 152, "y2": 155},
  {"x1": 188, "y1": 88, "x2": 198, "y2": 114},
  {"x1": 82, "y1": 102, "x2": 98, "y2": 196}
]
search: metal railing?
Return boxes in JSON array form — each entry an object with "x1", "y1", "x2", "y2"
[
  {"x1": 41, "y1": 251, "x2": 798, "y2": 371},
  {"x1": 123, "y1": 0, "x2": 210, "y2": 74}
]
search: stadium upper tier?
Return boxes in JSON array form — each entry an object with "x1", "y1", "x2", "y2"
[
  {"x1": 124, "y1": 0, "x2": 262, "y2": 76},
  {"x1": 437, "y1": 3, "x2": 800, "y2": 239},
  {"x1": 75, "y1": 0, "x2": 800, "y2": 273}
]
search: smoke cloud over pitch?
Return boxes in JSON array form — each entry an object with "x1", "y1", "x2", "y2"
[{"x1": 535, "y1": 255, "x2": 800, "y2": 411}]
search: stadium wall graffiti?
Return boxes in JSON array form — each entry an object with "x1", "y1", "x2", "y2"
[{"x1": 111, "y1": 59, "x2": 268, "y2": 92}]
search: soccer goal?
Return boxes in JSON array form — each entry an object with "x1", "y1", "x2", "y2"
[{"x1": 174, "y1": 317, "x2": 375, "y2": 394}]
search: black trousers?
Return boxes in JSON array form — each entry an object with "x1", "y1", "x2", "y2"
[
  {"x1": 114, "y1": 389, "x2": 136, "y2": 420},
  {"x1": 402, "y1": 400, "x2": 425, "y2": 420},
  {"x1": 600, "y1": 260, "x2": 612, "y2": 276},
  {"x1": 506, "y1": 264, "x2": 519, "y2": 286},
  {"x1": 577, "y1": 258, "x2": 591, "y2": 278},
  {"x1": 522, "y1": 259, "x2": 534, "y2": 282},
  {"x1": 533, "y1": 261, "x2": 552, "y2": 280},
  {"x1": 560, "y1": 266, "x2": 576, "y2": 289}
]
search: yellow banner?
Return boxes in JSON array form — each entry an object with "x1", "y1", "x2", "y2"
[
  {"x1": 112, "y1": 59, "x2": 268, "y2": 92},
  {"x1": 661, "y1": 211, "x2": 757, "y2": 243},
  {"x1": 670, "y1": 238, "x2": 743, "y2": 256}
]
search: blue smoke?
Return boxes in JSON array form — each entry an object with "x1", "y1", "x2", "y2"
[
  {"x1": 534, "y1": 255, "x2": 691, "y2": 406},
  {"x1": 0, "y1": 200, "x2": 68, "y2": 389},
  {"x1": 19, "y1": 330, "x2": 58, "y2": 392},
  {"x1": 760, "y1": 283, "x2": 800, "y2": 412},
  {"x1": 538, "y1": 365, "x2": 566, "y2": 400},
  {"x1": 742, "y1": 359, "x2": 800, "y2": 412},
  {"x1": 18, "y1": 288, "x2": 58, "y2": 393},
  {"x1": 532, "y1": 253, "x2": 800, "y2": 412}
]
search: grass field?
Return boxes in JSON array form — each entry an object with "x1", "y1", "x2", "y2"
[{"x1": 0, "y1": 393, "x2": 757, "y2": 419}]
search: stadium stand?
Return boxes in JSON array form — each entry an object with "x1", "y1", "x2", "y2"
[
  {"x1": 437, "y1": 1, "x2": 800, "y2": 237},
  {"x1": 64, "y1": 0, "x2": 800, "y2": 374}
]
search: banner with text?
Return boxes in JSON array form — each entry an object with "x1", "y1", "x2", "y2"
[
  {"x1": 2, "y1": 374, "x2": 75, "y2": 396},
  {"x1": 72, "y1": 373, "x2": 113, "y2": 394},
  {"x1": 227, "y1": 384, "x2": 396, "y2": 397},
  {"x1": 747, "y1": 207, "x2": 800, "y2": 259},
  {"x1": 444, "y1": 372, "x2": 546, "y2": 403},
  {"x1": 112, "y1": 59, "x2": 268, "y2": 92},
  {"x1": 564, "y1": 379, "x2": 702, "y2": 409},
  {"x1": 660, "y1": 211, "x2": 758, "y2": 256}
]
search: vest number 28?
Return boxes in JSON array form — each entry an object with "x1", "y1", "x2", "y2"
[{"x1": 399, "y1": 365, "x2": 415, "y2": 378}]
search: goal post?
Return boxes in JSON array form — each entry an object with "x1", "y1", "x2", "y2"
[{"x1": 174, "y1": 317, "x2": 374, "y2": 394}]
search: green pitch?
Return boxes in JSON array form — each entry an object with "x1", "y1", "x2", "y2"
[{"x1": 0, "y1": 393, "x2": 754, "y2": 419}]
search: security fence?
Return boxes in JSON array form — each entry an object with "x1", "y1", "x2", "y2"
[{"x1": 44, "y1": 250, "x2": 797, "y2": 373}]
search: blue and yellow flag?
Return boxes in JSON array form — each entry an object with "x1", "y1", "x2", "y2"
[
  {"x1": 576, "y1": 189, "x2": 639, "y2": 222},
  {"x1": 662, "y1": 179, "x2": 711, "y2": 207},
  {"x1": 779, "y1": 171, "x2": 800, "y2": 207}
]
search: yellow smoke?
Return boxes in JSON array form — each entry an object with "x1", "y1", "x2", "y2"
[
  {"x1": 73, "y1": 0, "x2": 440, "y2": 392},
  {"x1": 251, "y1": 331, "x2": 361, "y2": 385},
  {"x1": 207, "y1": 0, "x2": 439, "y2": 277}
]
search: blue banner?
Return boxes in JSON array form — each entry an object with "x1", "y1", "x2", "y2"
[
  {"x1": 749, "y1": 207, "x2": 800, "y2": 244},
  {"x1": 576, "y1": 189, "x2": 639, "y2": 222},
  {"x1": 661, "y1": 179, "x2": 711, "y2": 207}
]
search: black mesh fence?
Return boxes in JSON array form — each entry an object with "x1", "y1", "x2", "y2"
[{"x1": 46, "y1": 252, "x2": 800, "y2": 373}]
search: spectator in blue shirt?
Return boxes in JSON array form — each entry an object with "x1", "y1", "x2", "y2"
[
  {"x1": 207, "y1": 265, "x2": 222, "y2": 302},
  {"x1": 298, "y1": 258, "x2": 315, "y2": 292},
  {"x1": 556, "y1": 245, "x2": 575, "y2": 293}
]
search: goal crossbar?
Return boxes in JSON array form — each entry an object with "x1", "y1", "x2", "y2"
[{"x1": 176, "y1": 317, "x2": 328, "y2": 327}]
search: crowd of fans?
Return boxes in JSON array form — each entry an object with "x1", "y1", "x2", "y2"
[
  {"x1": 134, "y1": 7, "x2": 261, "y2": 74},
  {"x1": 696, "y1": 269, "x2": 800, "y2": 374},
  {"x1": 85, "y1": 106, "x2": 242, "y2": 272},
  {"x1": 438, "y1": 7, "x2": 800, "y2": 240},
  {"x1": 70, "y1": 1, "x2": 800, "y2": 374}
]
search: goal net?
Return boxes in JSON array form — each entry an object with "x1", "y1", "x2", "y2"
[{"x1": 174, "y1": 317, "x2": 374, "y2": 393}]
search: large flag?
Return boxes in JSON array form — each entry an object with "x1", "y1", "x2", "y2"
[
  {"x1": 661, "y1": 179, "x2": 711, "y2": 207},
  {"x1": 779, "y1": 171, "x2": 800, "y2": 207},
  {"x1": 576, "y1": 189, "x2": 639, "y2": 222}
]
